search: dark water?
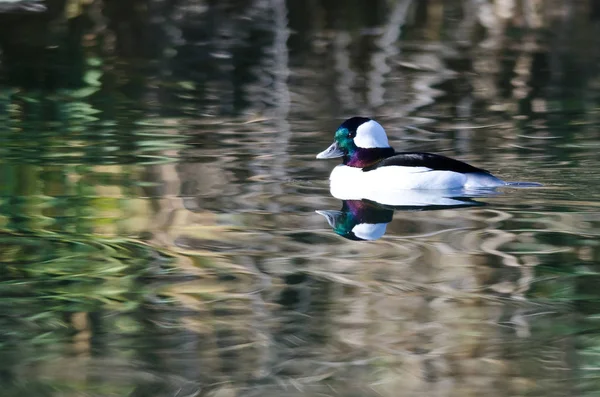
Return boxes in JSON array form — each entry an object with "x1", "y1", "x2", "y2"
[{"x1": 2, "y1": 0, "x2": 600, "y2": 396}]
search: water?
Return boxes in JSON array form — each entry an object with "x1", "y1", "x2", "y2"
[{"x1": 1, "y1": 0, "x2": 600, "y2": 396}]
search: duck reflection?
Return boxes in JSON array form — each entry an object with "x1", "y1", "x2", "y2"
[{"x1": 317, "y1": 193, "x2": 484, "y2": 241}]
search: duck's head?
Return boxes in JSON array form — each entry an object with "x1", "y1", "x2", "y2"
[
  {"x1": 316, "y1": 117, "x2": 394, "y2": 167},
  {"x1": 316, "y1": 200, "x2": 394, "y2": 241}
]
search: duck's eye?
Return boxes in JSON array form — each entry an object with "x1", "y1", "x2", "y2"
[{"x1": 347, "y1": 130, "x2": 356, "y2": 139}]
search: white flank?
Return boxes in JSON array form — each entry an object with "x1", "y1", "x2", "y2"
[{"x1": 328, "y1": 165, "x2": 504, "y2": 206}]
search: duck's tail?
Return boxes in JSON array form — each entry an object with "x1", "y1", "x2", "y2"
[{"x1": 504, "y1": 181, "x2": 543, "y2": 187}]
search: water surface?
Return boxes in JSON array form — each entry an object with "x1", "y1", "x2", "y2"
[{"x1": 1, "y1": 1, "x2": 600, "y2": 396}]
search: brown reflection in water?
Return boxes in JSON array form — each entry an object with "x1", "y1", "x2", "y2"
[
  {"x1": 2, "y1": 0, "x2": 600, "y2": 396},
  {"x1": 129, "y1": 1, "x2": 598, "y2": 395},
  {"x1": 128, "y1": 150, "x2": 593, "y2": 397},
  {"x1": 135, "y1": 185, "x2": 585, "y2": 397}
]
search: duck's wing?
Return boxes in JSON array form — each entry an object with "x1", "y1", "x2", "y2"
[{"x1": 362, "y1": 152, "x2": 490, "y2": 174}]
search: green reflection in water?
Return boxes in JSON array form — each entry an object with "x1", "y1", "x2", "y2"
[{"x1": 2, "y1": 0, "x2": 600, "y2": 396}]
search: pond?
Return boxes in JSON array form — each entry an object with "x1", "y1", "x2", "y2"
[{"x1": 1, "y1": 1, "x2": 600, "y2": 396}]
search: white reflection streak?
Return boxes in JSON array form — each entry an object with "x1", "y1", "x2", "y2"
[
  {"x1": 368, "y1": 0, "x2": 413, "y2": 109},
  {"x1": 333, "y1": 32, "x2": 357, "y2": 112},
  {"x1": 269, "y1": 0, "x2": 291, "y2": 187},
  {"x1": 250, "y1": 0, "x2": 291, "y2": 380},
  {"x1": 243, "y1": 0, "x2": 290, "y2": 204}
]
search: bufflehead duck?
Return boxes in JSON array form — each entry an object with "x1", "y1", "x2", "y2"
[{"x1": 316, "y1": 117, "x2": 506, "y2": 192}]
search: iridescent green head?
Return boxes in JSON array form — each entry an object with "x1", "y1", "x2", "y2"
[{"x1": 316, "y1": 117, "x2": 393, "y2": 167}]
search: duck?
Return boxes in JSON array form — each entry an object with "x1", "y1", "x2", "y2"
[{"x1": 316, "y1": 117, "x2": 506, "y2": 194}]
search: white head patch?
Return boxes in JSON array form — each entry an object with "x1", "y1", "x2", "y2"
[
  {"x1": 354, "y1": 120, "x2": 390, "y2": 149},
  {"x1": 351, "y1": 223, "x2": 388, "y2": 241}
]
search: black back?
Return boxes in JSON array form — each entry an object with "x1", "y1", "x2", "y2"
[{"x1": 362, "y1": 152, "x2": 490, "y2": 174}]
